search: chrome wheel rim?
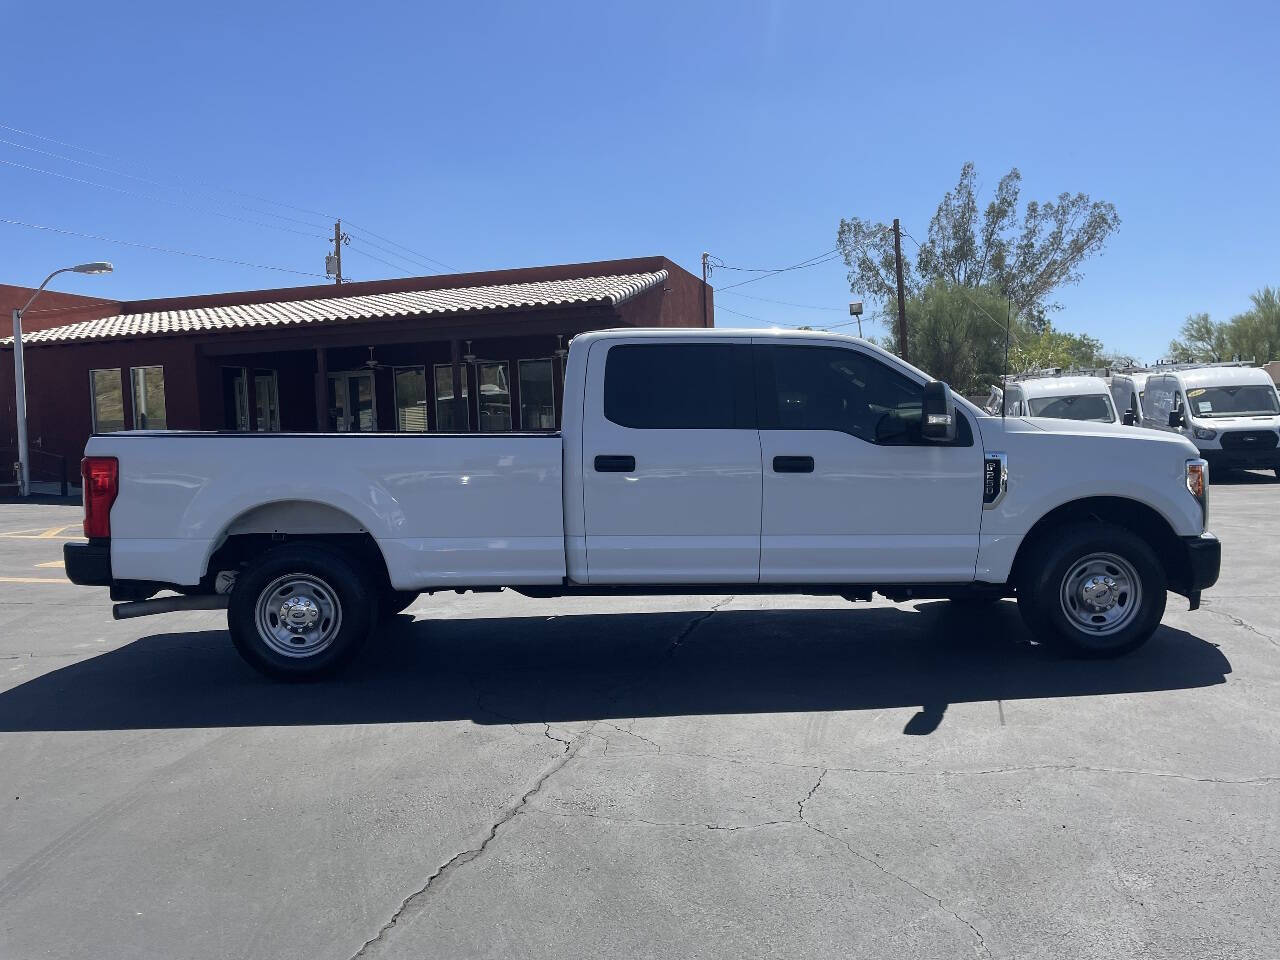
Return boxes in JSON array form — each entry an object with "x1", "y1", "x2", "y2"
[
  {"x1": 254, "y1": 574, "x2": 342, "y2": 659},
  {"x1": 1059, "y1": 552, "x2": 1142, "y2": 638}
]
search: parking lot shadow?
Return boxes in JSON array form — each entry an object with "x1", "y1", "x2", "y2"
[{"x1": 0, "y1": 601, "x2": 1231, "y2": 733}]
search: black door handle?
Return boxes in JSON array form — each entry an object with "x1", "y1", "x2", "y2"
[
  {"x1": 594, "y1": 455, "x2": 636, "y2": 473},
  {"x1": 773, "y1": 455, "x2": 814, "y2": 473}
]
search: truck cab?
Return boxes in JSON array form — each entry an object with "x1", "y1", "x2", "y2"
[{"x1": 1141, "y1": 363, "x2": 1280, "y2": 476}]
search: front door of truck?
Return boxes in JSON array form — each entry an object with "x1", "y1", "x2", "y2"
[
  {"x1": 752, "y1": 340, "x2": 984, "y2": 582},
  {"x1": 581, "y1": 338, "x2": 762, "y2": 583}
]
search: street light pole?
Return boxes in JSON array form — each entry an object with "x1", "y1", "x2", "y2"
[{"x1": 11, "y1": 262, "x2": 113, "y2": 496}]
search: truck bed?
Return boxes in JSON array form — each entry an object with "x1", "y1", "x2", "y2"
[{"x1": 88, "y1": 432, "x2": 567, "y2": 589}]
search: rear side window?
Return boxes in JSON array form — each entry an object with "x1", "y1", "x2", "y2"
[{"x1": 604, "y1": 343, "x2": 752, "y2": 429}]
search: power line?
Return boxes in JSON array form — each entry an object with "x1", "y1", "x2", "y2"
[
  {"x1": 719, "y1": 290, "x2": 844, "y2": 312},
  {"x1": 342, "y1": 220, "x2": 458, "y2": 272},
  {"x1": 0, "y1": 216, "x2": 330, "y2": 279},
  {"x1": 713, "y1": 250, "x2": 842, "y2": 292},
  {"x1": 0, "y1": 136, "x2": 331, "y2": 231},
  {"x1": 0, "y1": 156, "x2": 329, "y2": 241},
  {"x1": 1, "y1": 122, "x2": 459, "y2": 271}
]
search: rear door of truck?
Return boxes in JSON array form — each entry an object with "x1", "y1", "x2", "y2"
[{"x1": 579, "y1": 337, "x2": 761, "y2": 584}]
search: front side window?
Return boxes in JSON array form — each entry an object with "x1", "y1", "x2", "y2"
[
  {"x1": 1026, "y1": 393, "x2": 1115, "y2": 423},
  {"x1": 394, "y1": 366, "x2": 429, "y2": 432},
  {"x1": 756, "y1": 345, "x2": 934, "y2": 445},
  {"x1": 604, "y1": 343, "x2": 749, "y2": 429},
  {"x1": 89, "y1": 368, "x2": 125, "y2": 433},
  {"x1": 519, "y1": 358, "x2": 556, "y2": 429},
  {"x1": 434, "y1": 364, "x2": 469, "y2": 431},
  {"x1": 477, "y1": 362, "x2": 511, "y2": 431},
  {"x1": 1185, "y1": 385, "x2": 1280, "y2": 418}
]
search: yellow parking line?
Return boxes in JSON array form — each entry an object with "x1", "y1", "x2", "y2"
[
  {"x1": 37, "y1": 524, "x2": 79, "y2": 538},
  {"x1": 35, "y1": 560, "x2": 65, "y2": 568},
  {"x1": 0, "y1": 533, "x2": 83, "y2": 540},
  {"x1": 0, "y1": 577, "x2": 71, "y2": 584}
]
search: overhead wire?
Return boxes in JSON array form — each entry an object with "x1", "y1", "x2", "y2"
[
  {"x1": 0, "y1": 217, "x2": 330, "y2": 279},
  {"x1": 0, "y1": 156, "x2": 330, "y2": 241},
  {"x1": 1, "y1": 122, "x2": 459, "y2": 273}
]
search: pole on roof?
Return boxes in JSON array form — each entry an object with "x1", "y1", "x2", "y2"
[
  {"x1": 333, "y1": 221, "x2": 344, "y2": 285},
  {"x1": 700, "y1": 252, "x2": 710, "y2": 327}
]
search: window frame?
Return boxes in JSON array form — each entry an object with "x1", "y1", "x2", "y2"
[
  {"x1": 88, "y1": 367, "x2": 126, "y2": 434},
  {"x1": 392, "y1": 365, "x2": 430, "y2": 433},
  {"x1": 752, "y1": 343, "x2": 973, "y2": 447}
]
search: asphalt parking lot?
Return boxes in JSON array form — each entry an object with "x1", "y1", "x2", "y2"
[{"x1": 1, "y1": 477, "x2": 1277, "y2": 960}]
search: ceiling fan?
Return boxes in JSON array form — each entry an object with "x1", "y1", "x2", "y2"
[{"x1": 362, "y1": 347, "x2": 389, "y2": 371}]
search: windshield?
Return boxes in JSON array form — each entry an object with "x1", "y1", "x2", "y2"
[
  {"x1": 1027, "y1": 393, "x2": 1116, "y2": 422},
  {"x1": 1185, "y1": 385, "x2": 1280, "y2": 418}
]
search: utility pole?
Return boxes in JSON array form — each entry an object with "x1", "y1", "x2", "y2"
[
  {"x1": 700, "y1": 252, "x2": 710, "y2": 327},
  {"x1": 892, "y1": 218, "x2": 909, "y2": 362},
  {"x1": 327, "y1": 220, "x2": 346, "y2": 284}
]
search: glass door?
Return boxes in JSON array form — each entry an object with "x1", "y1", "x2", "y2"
[{"x1": 328, "y1": 371, "x2": 378, "y2": 432}]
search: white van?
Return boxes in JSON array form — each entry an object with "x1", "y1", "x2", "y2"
[
  {"x1": 1109, "y1": 371, "x2": 1151, "y2": 426},
  {"x1": 987, "y1": 374, "x2": 1117, "y2": 423},
  {"x1": 1142, "y1": 364, "x2": 1280, "y2": 476}
]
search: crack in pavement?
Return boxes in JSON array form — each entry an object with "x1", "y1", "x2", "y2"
[
  {"x1": 349, "y1": 732, "x2": 586, "y2": 959},
  {"x1": 794, "y1": 769, "x2": 992, "y2": 960},
  {"x1": 350, "y1": 596, "x2": 734, "y2": 958},
  {"x1": 1199, "y1": 602, "x2": 1280, "y2": 650},
  {"x1": 579, "y1": 749, "x2": 1280, "y2": 785}
]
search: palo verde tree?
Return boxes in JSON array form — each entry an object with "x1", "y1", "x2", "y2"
[
  {"x1": 1168, "y1": 288, "x2": 1280, "y2": 364},
  {"x1": 836, "y1": 163, "x2": 1121, "y2": 332}
]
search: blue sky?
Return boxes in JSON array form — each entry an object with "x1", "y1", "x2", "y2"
[{"x1": 2, "y1": 0, "x2": 1276, "y2": 361}]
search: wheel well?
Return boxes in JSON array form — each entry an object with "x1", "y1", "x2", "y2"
[
  {"x1": 205, "y1": 501, "x2": 393, "y2": 594},
  {"x1": 1010, "y1": 496, "x2": 1188, "y2": 588}
]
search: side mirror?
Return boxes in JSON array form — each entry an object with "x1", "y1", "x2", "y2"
[
  {"x1": 1123, "y1": 410, "x2": 1136, "y2": 426},
  {"x1": 921, "y1": 380, "x2": 957, "y2": 442},
  {"x1": 1168, "y1": 409, "x2": 1185, "y2": 428}
]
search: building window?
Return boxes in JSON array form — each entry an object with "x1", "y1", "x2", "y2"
[
  {"x1": 394, "y1": 366, "x2": 429, "y2": 432},
  {"x1": 130, "y1": 366, "x2": 168, "y2": 429},
  {"x1": 519, "y1": 358, "x2": 556, "y2": 429},
  {"x1": 254, "y1": 370, "x2": 281, "y2": 432},
  {"x1": 434, "y1": 364, "x2": 469, "y2": 431},
  {"x1": 477, "y1": 361, "x2": 511, "y2": 431},
  {"x1": 89, "y1": 368, "x2": 125, "y2": 434}
]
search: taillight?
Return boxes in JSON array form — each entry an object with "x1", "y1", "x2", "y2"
[{"x1": 82, "y1": 456, "x2": 119, "y2": 539}]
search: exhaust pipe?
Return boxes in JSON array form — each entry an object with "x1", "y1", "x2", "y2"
[{"x1": 112, "y1": 594, "x2": 230, "y2": 621}]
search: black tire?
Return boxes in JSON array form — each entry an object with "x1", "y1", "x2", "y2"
[
  {"x1": 228, "y1": 543, "x2": 376, "y2": 680},
  {"x1": 379, "y1": 589, "x2": 419, "y2": 620},
  {"x1": 1016, "y1": 522, "x2": 1166, "y2": 658}
]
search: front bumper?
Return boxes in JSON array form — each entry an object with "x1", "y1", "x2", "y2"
[
  {"x1": 1202, "y1": 449, "x2": 1280, "y2": 472},
  {"x1": 1169, "y1": 533, "x2": 1221, "y2": 608},
  {"x1": 64, "y1": 539, "x2": 112, "y2": 586}
]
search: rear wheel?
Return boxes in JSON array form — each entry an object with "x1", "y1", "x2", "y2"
[
  {"x1": 228, "y1": 544, "x2": 376, "y2": 680},
  {"x1": 1017, "y1": 523, "x2": 1166, "y2": 658}
]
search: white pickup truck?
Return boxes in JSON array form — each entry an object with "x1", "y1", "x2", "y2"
[{"x1": 65, "y1": 329, "x2": 1220, "y2": 679}]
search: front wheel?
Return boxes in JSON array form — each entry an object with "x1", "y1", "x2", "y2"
[
  {"x1": 228, "y1": 544, "x2": 376, "y2": 680},
  {"x1": 1017, "y1": 523, "x2": 1166, "y2": 658}
]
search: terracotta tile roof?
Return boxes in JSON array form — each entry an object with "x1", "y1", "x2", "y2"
[{"x1": 6, "y1": 270, "x2": 667, "y2": 346}]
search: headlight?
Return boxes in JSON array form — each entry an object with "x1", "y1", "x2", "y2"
[
  {"x1": 1186, "y1": 459, "x2": 1208, "y2": 528},
  {"x1": 1192, "y1": 427, "x2": 1217, "y2": 440}
]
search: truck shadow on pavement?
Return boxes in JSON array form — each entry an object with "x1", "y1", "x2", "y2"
[{"x1": 0, "y1": 600, "x2": 1232, "y2": 734}]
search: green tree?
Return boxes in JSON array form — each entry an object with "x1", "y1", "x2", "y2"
[
  {"x1": 1167, "y1": 312, "x2": 1230, "y2": 362},
  {"x1": 1167, "y1": 291, "x2": 1280, "y2": 364},
  {"x1": 837, "y1": 162, "x2": 1121, "y2": 331}
]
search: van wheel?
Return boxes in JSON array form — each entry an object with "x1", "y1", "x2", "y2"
[
  {"x1": 1016, "y1": 523, "x2": 1166, "y2": 658},
  {"x1": 228, "y1": 544, "x2": 376, "y2": 680}
]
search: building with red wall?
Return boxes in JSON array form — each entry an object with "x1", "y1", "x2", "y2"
[{"x1": 0, "y1": 256, "x2": 712, "y2": 489}]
